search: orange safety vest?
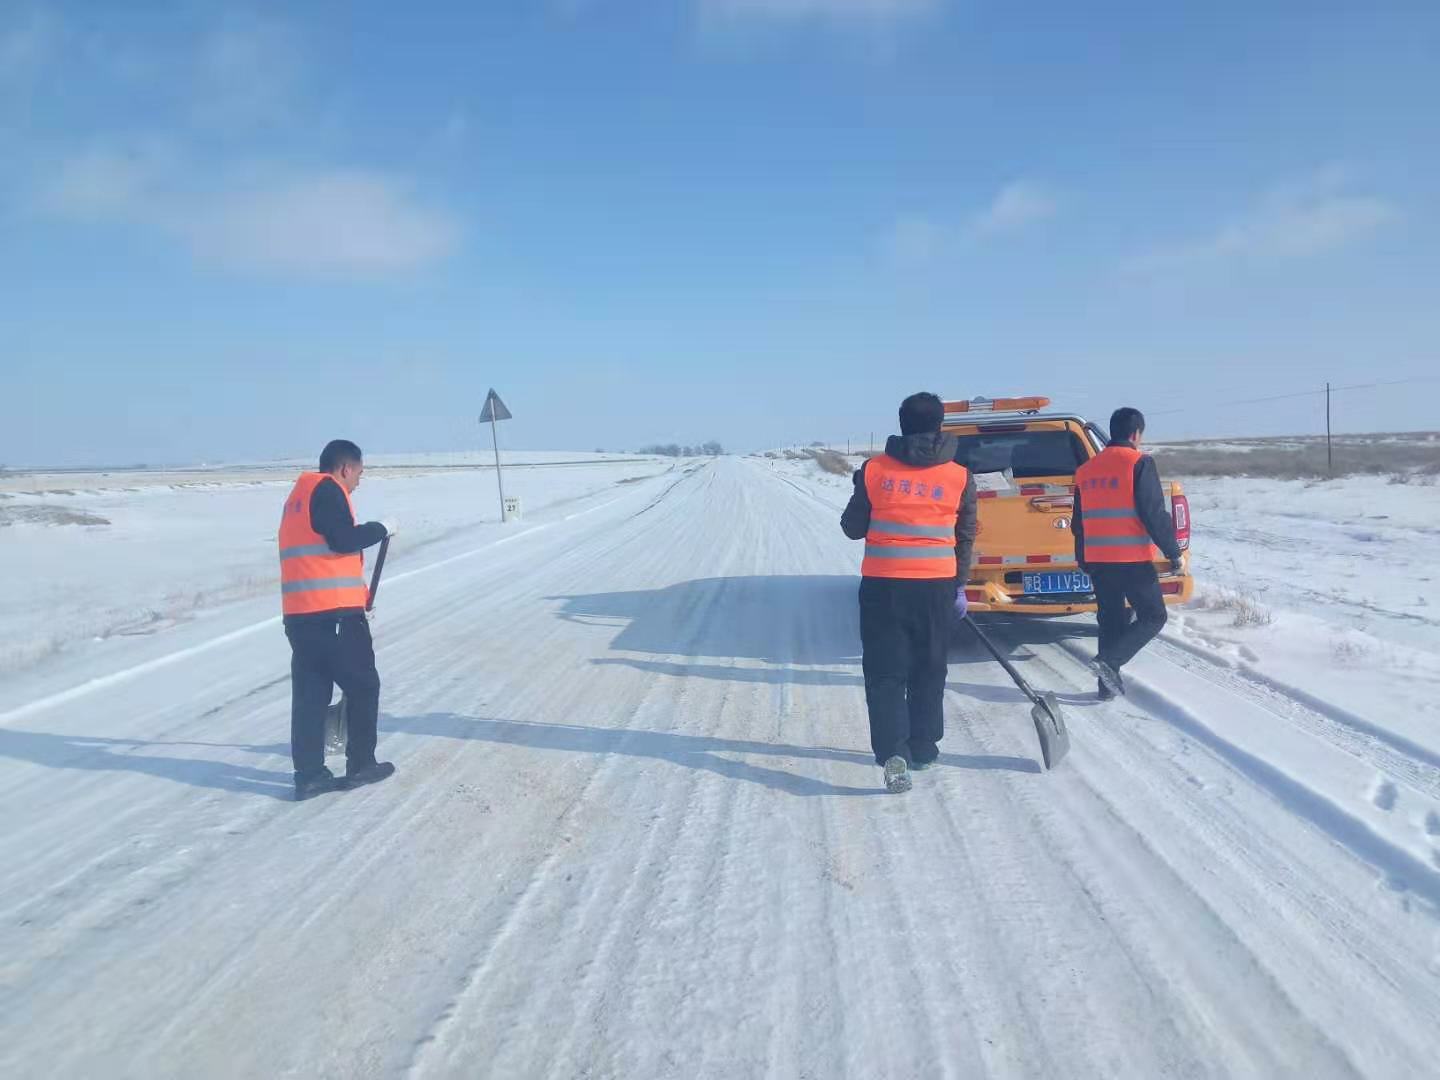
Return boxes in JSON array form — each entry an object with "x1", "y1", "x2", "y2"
[
  {"x1": 278, "y1": 473, "x2": 369, "y2": 616},
  {"x1": 861, "y1": 456, "x2": 968, "y2": 579},
  {"x1": 1074, "y1": 445, "x2": 1161, "y2": 564}
]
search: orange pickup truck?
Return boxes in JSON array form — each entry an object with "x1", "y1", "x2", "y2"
[{"x1": 948, "y1": 396, "x2": 1193, "y2": 615}]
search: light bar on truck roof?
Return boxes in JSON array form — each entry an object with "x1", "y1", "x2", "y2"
[{"x1": 943, "y1": 395, "x2": 1051, "y2": 417}]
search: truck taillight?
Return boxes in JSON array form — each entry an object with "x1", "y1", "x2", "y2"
[{"x1": 1172, "y1": 494, "x2": 1191, "y2": 551}]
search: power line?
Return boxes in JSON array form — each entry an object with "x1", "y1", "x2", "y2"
[{"x1": 1148, "y1": 375, "x2": 1440, "y2": 417}]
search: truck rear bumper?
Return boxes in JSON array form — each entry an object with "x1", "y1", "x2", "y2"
[{"x1": 964, "y1": 566, "x2": 1194, "y2": 616}]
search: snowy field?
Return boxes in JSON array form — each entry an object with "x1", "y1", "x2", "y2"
[
  {"x1": 0, "y1": 452, "x2": 669, "y2": 674},
  {"x1": 1149, "y1": 431, "x2": 1440, "y2": 478},
  {"x1": 2, "y1": 453, "x2": 1439, "y2": 1077}
]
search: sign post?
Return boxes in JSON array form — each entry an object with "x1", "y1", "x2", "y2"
[{"x1": 479, "y1": 388, "x2": 514, "y2": 522}]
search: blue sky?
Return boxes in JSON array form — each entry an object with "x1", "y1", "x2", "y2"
[{"x1": 2, "y1": 1, "x2": 1437, "y2": 466}]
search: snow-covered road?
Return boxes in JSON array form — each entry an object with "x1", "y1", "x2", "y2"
[{"x1": 2, "y1": 457, "x2": 1438, "y2": 1078}]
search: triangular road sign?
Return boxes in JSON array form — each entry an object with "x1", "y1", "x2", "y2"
[{"x1": 479, "y1": 388, "x2": 513, "y2": 423}]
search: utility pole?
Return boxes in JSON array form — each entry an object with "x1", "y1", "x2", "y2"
[{"x1": 1325, "y1": 381, "x2": 1333, "y2": 476}]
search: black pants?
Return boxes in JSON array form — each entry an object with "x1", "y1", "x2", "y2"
[
  {"x1": 285, "y1": 614, "x2": 380, "y2": 776},
  {"x1": 859, "y1": 577, "x2": 953, "y2": 766},
  {"x1": 1091, "y1": 562, "x2": 1168, "y2": 671}
]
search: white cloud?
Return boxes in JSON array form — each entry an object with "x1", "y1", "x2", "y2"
[
  {"x1": 182, "y1": 172, "x2": 460, "y2": 275},
  {"x1": 702, "y1": 0, "x2": 938, "y2": 20},
  {"x1": 41, "y1": 140, "x2": 176, "y2": 219},
  {"x1": 972, "y1": 180, "x2": 1058, "y2": 234},
  {"x1": 39, "y1": 145, "x2": 460, "y2": 277},
  {"x1": 882, "y1": 214, "x2": 945, "y2": 265},
  {"x1": 1131, "y1": 168, "x2": 1398, "y2": 270},
  {"x1": 21, "y1": 11, "x2": 463, "y2": 278},
  {"x1": 880, "y1": 180, "x2": 1055, "y2": 264}
]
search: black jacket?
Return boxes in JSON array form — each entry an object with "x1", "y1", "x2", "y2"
[
  {"x1": 841, "y1": 432, "x2": 979, "y2": 585},
  {"x1": 283, "y1": 477, "x2": 387, "y2": 625},
  {"x1": 1072, "y1": 452, "x2": 1180, "y2": 566}
]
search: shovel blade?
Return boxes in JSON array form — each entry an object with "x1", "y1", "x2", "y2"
[
  {"x1": 1030, "y1": 692, "x2": 1071, "y2": 770},
  {"x1": 324, "y1": 695, "x2": 348, "y2": 757}
]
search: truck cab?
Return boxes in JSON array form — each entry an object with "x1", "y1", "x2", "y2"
[{"x1": 946, "y1": 396, "x2": 1194, "y2": 615}]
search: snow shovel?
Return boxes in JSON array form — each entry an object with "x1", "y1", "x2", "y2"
[
  {"x1": 963, "y1": 615, "x2": 1071, "y2": 770},
  {"x1": 324, "y1": 535, "x2": 390, "y2": 756}
]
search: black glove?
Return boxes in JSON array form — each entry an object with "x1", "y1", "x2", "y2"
[{"x1": 1169, "y1": 555, "x2": 1184, "y2": 574}]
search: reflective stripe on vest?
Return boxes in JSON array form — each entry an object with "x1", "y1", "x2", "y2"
[
  {"x1": 1073, "y1": 446, "x2": 1159, "y2": 564},
  {"x1": 281, "y1": 576, "x2": 369, "y2": 594},
  {"x1": 279, "y1": 542, "x2": 336, "y2": 560},
  {"x1": 861, "y1": 456, "x2": 968, "y2": 580},
  {"x1": 277, "y1": 473, "x2": 370, "y2": 615},
  {"x1": 869, "y1": 518, "x2": 956, "y2": 539},
  {"x1": 864, "y1": 544, "x2": 952, "y2": 561}
]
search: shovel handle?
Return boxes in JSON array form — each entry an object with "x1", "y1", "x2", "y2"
[
  {"x1": 964, "y1": 615, "x2": 1072, "y2": 771},
  {"x1": 964, "y1": 614, "x2": 1040, "y2": 705},
  {"x1": 366, "y1": 535, "x2": 390, "y2": 612}
]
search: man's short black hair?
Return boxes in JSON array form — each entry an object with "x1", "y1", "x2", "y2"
[
  {"x1": 1109, "y1": 407, "x2": 1146, "y2": 444},
  {"x1": 899, "y1": 392, "x2": 945, "y2": 435},
  {"x1": 319, "y1": 439, "x2": 363, "y2": 473}
]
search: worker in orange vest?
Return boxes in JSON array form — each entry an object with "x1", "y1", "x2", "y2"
[
  {"x1": 279, "y1": 439, "x2": 397, "y2": 801},
  {"x1": 842, "y1": 392, "x2": 977, "y2": 793},
  {"x1": 1072, "y1": 407, "x2": 1183, "y2": 700}
]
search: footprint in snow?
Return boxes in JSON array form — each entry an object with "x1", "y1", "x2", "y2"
[
  {"x1": 1425, "y1": 811, "x2": 1440, "y2": 838},
  {"x1": 1370, "y1": 778, "x2": 1398, "y2": 812}
]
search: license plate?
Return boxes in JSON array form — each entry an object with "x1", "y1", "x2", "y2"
[{"x1": 1022, "y1": 570, "x2": 1093, "y2": 595}]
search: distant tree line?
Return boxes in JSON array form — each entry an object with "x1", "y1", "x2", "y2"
[{"x1": 638, "y1": 441, "x2": 726, "y2": 457}]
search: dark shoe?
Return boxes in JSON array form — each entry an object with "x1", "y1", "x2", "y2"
[
  {"x1": 1091, "y1": 659, "x2": 1125, "y2": 698},
  {"x1": 910, "y1": 756, "x2": 937, "y2": 771},
  {"x1": 345, "y1": 761, "x2": 396, "y2": 788},
  {"x1": 909, "y1": 741, "x2": 939, "y2": 768},
  {"x1": 1097, "y1": 679, "x2": 1116, "y2": 702},
  {"x1": 294, "y1": 766, "x2": 346, "y2": 801},
  {"x1": 883, "y1": 756, "x2": 912, "y2": 793}
]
